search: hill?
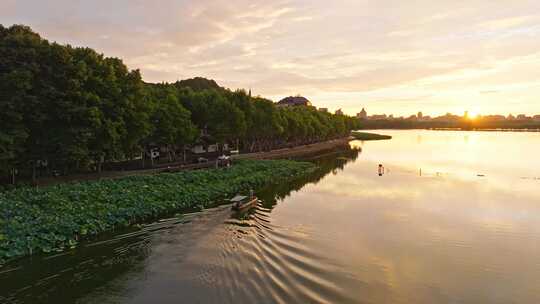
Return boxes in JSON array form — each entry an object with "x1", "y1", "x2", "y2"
[{"x1": 174, "y1": 77, "x2": 222, "y2": 91}]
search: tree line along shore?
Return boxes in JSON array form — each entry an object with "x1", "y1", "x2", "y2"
[
  {"x1": 0, "y1": 25, "x2": 361, "y2": 185},
  {"x1": 357, "y1": 117, "x2": 540, "y2": 130},
  {"x1": 21, "y1": 137, "x2": 356, "y2": 188}
]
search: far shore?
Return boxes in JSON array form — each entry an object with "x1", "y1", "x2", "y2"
[
  {"x1": 429, "y1": 128, "x2": 540, "y2": 132},
  {"x1": 361, "y1": 128, "x2": 540, "y2": 132}
]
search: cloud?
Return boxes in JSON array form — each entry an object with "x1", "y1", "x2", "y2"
[
  {"x1": 2, "y1": 0, "x2": 540, "y2": 115},
  {"x1": 478, "y1": 15, "x2": 537, "y2": 31},
  {"x1": 479, "y1": 90, "x2": 500, "y2": 94}
]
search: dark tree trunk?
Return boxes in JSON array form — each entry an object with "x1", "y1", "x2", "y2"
[
  {"x1": 32, "y1": 162, "x2": 37, "y2": 185},
  {"x1": 97, "y1": 155, "x2": 104, "y2": 174},
  {"x1": 182, "y1": 146, "x2": 187, "y2": 163},
  {"x1": 141, "y1": 151, "x2": 145, "y2": 169}
]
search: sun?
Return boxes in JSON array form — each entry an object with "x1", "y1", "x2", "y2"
[
  {"x1": 468, "y1": 111, "x2": 479, "y2": 120},
  {"x1": 465, "y1": 110, "x2": 480, "y2": 120}
]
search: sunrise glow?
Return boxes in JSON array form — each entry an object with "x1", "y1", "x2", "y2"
[{"x1": 2, "y1": 0, "x2": 539, "y2": 116}]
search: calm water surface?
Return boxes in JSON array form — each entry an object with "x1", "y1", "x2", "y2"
[{"x1": 1, "y1": 130, "x2": 540, "y2": 303}]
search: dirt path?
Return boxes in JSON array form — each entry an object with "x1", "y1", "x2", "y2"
[{"x1": 232, "y1": 137, "x2": 353, "y2": 160}]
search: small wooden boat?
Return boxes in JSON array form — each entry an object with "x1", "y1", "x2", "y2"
[{"x1": 230, "y1": 195, "x2": 258, "y2": 211}]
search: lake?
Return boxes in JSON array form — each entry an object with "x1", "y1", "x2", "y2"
[{"x1": 1, "y1": 130, "x2": 540, "y2": 303}]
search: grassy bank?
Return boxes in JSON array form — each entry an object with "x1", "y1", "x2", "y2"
[
  {"x1": 0, "y1": 160, "x2": 315, "y2": 264},
  {"x1": 351, "y1": 131, "x2": 392, "y2": 141}
]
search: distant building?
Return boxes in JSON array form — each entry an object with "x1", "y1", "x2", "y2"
[
  {"x1": 516, "y1": 114, "x2": 530, "y2": 120},
  {"x1": 533, "y1": 115, "x2": 540, "y2": 121},
  {"x1": 277, "y1": 96, "x2": 312, "y2": 107},
  {"x1": 319, "y1": 107, "x2": 328, "y2": 113},
  {"x1": 335, "y1": 108, "x2": 344, "y2": 115},
  {"x1": 357, "y1": 108, "x2": 367, "y2": 119},
  {"x1": 483, "y1": 115, "x2": 506, "y2": 121},
  {"x1": 369, "y1": 114, "x2": 388, "y2": 120},
  {"x1": 417, "y1": 111, "x2": 423, "y2": 120},
  {"x1": 432, "y1": 113, "x2": 460, "y2": 122}
]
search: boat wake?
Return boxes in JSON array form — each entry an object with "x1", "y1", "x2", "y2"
[{"x1": 188, "y1": 202, "x2": 356, "y2": 304}]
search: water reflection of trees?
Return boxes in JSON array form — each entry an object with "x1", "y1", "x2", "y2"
[
  {"x1": 0, "y1": 224, "x2": 158, "y2": 303},
  {"x1": 258, "y1": 145, "x2": 361, "y2": 209}
]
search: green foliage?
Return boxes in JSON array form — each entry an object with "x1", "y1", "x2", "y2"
[
  {"x1": 0, "y1": 160, "x2": 315, "y2": 263},
  {"x1": 0, "y1": 25, "x2": 155, "y2": 174},
  {"x1": 174, "y1": 77, "x2": 222, "y2": 91},
  {"x1": 146, "y1": 85, "x2": 198, "y2": 152},
  {"x1": 351, "y1": 131, "x2": 392, "y2": 140},
  {"x1": 0, "y1": 24, "x2": 361, "y2": 181}
]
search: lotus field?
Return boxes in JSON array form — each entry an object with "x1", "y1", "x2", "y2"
[{"x1": 0, "y1": 160, "x2": 315, "y2": 264}]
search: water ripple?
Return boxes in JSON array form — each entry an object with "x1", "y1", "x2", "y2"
[{"x1": 185, "y1": 203, "x2": 357, "y2": 304}]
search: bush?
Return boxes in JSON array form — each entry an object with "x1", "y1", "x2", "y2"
[{"x1": 351, "y1": 131, "x2": 392, "y2": 141}]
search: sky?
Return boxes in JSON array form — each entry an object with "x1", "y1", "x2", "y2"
[{"x1": 2, "y1": 0, "x2": 540, "y2": 116}]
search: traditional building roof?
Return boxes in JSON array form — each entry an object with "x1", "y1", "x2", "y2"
[
  {"x1": 357, "y1": 108, "x2": 368, "y2": 119},
  {"x1": 277, "y1": 96, "x2": 312, "y2": 107}
]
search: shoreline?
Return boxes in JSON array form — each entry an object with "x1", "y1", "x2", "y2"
[
  {"x1": 13, "y1": 137, "x2": 354, "y2": 188},
  {"x1": 429, "y1": 128, "x2": 540, "y2": 132},
  {"x1": 360, "y1": 128, "x2": 540, "y2": 132},
  {"x1": 233, "y1": 137, "x2": 353, "y2": 160}
]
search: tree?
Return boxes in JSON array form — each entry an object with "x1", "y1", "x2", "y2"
[
  {"x1": 0, "y1": 24, "x2": 362, "y2": 184},
  {"x1": 0, "y1": 70, "x2": 29, "y2": 179},
  {"x1": 148, "y1": 86, "x2": 198, "y2": 162}
]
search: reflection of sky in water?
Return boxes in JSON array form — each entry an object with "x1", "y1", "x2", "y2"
[
  {"x1": 270, "y1": 130, "x2": 540, "y2": 303},
  {"x1": 351, "y1": 130, "x2": 540, "y2": 181}
]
